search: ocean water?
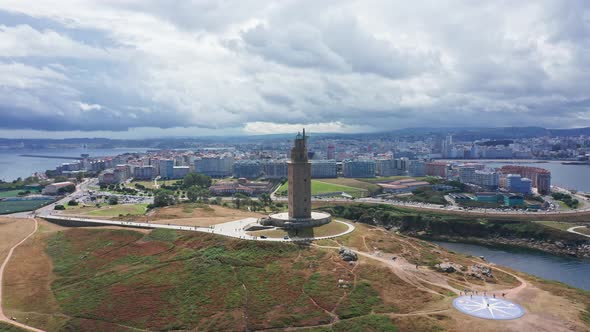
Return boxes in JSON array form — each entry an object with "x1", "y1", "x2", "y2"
[
  {"x1": 0, "y1": 147, "x2": 148, "y2": 181},
  {"x1": 433, "y1": 240, "x2": 590, "y2": 291}
]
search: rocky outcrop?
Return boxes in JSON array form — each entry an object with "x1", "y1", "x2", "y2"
[
  {"x1": 435, "y1": 262, "x2": 463, "y2": 273},
  {"x1": 469, "y1": 264, "x2": 494, "y2": 279},
  {"x1": 339, "y1": 247, "x2": 358, "y2": 261}
]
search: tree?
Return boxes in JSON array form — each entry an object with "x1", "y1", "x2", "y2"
[
  {"x1": 53, "y1": 175, "x2": 69, "y2": 183},
  {"x1": 24, "y1": 176, "x2": 40, "y2": 185},
  {"x1": 57, "y1": 184, "x2": 76, "y2": 194},
  {"x1": 68, "y1": 199, "x2": 78, "y2": 206},
  {"x1": 250, "y1": 200, "x2": 262, "y2": 212},
  {"x1": 187, "y1": 186, "x2": 209, "y2": 202},
  {"x1": 108, "y1": 196, "x2": 119, "y2": 205},
  {"x1": 259, "y1": 193, "x2": 272, "y2": 206},
  {"x1": 54, "y1": 205, "x2": 65, "y2": 210},
  {"x1": 75, "y1": 172, "x2": 85, "y2": 182},
  {"x1": 233, "y1": 193, "x2": 249, "y2": 209},
  {"x1": 153, "y1": 189, "x2": 176, "y2": 207},
  {"x1": 182, "y1": 172, "x2": 212, "y2": 189}
]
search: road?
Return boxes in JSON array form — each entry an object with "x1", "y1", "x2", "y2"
[
  {"x1": 0, "y1": 219, "x2": 45, "y2": 332},
  {"x1": 310, "y1": 195, "x2": 590, "y2": 217}
]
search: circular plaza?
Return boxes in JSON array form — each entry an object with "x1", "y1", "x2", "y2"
[{"x1": 453, "y1": 295, "x2": 525, "y2": 320}]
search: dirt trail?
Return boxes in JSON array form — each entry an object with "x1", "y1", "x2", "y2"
[
  {"x1": 313, "y1": 243, "x2": 528, "y2": 301},
  {"x1": 0, "y1": 218, "x2": 46, "y2": 332},
  {"x1": 469, "y1": 259, "x2": 528, "y2": 298},
  {"x1": 314, "y1": 244, "x2": 459, "y2": 296}
]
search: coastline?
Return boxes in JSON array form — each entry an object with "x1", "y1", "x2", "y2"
[{"x1": 415, "y1": 233, "x2": 590, "y2": 258}]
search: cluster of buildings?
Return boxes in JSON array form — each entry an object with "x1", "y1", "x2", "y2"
[
  {"x1": 233, "y1": 158, "x2": 423, "y2": 179},
  {"x1": 440, "y1": 163, "x2": 551, "y2": 195},
  {"x1": 41, "y1": 132, "x2": 555, "y2": 196}
]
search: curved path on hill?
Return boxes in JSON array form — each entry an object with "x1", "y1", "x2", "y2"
[
  {"x1": 38, "y1": 214, "x2": 355, "y2": 243},
  {"x1": 0, "y1": 219, "x2": 46, "y2": 332},
  {"x1": 567, "y1": 226, "x2": 590, "y2": 238},
  {"x1": 313, "y1": 244, "x2": 461, "y2": 296},
  {"x1": 313, "y1": 243, "x2": 528, "y2": 302}
]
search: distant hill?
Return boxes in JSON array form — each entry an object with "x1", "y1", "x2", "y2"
[{"x1": 1, "y1": 126, "x2": 589, "y2": 147}]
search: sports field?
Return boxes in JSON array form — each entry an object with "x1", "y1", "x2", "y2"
[
  {"x1": 277, "y1": 180, "x2": 368, "y2": 197},
  {"x1": 0, "y1": 199, "x2": 54, "y2": 214},
  {"x1": 0, "y1": 189, "x2": 41, "y2": 198},
  {"x1": 359, "y1": 176, "x2": 427, "y2": 183}
]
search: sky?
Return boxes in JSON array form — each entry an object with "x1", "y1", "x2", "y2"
[{"x1": 0, "y1": 0, "x2": 589, "y2": 139}]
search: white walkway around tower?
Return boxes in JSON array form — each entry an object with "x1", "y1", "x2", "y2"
[{"x1": 38, "y1": 214, "x2": 355, "y2": 242}]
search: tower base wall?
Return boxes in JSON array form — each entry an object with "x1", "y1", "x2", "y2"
[{"x1": 267, "y1": 211, "x2": 331, "y2": 229}]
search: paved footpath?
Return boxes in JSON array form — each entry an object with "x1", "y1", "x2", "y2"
[
  {"x1": 567, "y1": 225, "x2": 590, "y2": 238},
  {"x1": 39, "y1": 214, "x2": 355, "y2": 242}
]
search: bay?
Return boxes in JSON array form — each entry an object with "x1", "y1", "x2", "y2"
[
  {"x1": 432, "y1": 240, "x2": 590, "y2": 291},
  {"x1": 0, "y1": 147, "x2": 148, "y2": 181}
]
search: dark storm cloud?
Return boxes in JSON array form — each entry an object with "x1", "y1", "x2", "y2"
[
  {"x1": 239, "y1": 17, "x2": 439, "y2": 79},
  {"x1": 0, "y1": 0, "x2": 589, "y2": 135}
]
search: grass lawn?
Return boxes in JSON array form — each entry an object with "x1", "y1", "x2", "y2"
[
  {"x1": 277, "y1": 180, "x2": 368, "y2": 197},
  {"x1": 247, "y1": 221, "x2": 351, "y2": 239},
  {"x1": 575, "y1": 227, "x2": 590, "y2": 236},
  {"x1": 62, "y1": 204, "x2": 148, "y2": 217},
  {"x1": 556, "y1": 201, "x2": 569, "y2": 210},
  {"x1": 537, "y1": 221, "x2": 578, "y2": 231},
  {"x1": 130, "y1": 180, "x2": 158, "y2": 189},
  {"x1": 397, "y1": 187, "x2": 448, "y2": 205}
]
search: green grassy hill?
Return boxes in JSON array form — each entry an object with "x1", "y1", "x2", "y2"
[
  {"x1": 28, "y1": 228, "x2": 428, "y2": 331},
  {"x1": 5, "y1": 220, "x2": 590, "y2": 331}
]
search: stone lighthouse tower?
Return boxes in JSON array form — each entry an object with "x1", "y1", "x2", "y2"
[
  {"x1": 268, "y1": 129, "x2": 331, "y2": 229},
  {"x1": 288, "y1": 129, "x2": 312, "y2": 219}
]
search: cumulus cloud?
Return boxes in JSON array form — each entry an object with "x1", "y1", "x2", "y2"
[
  {"x1": 0, "y1": 1, "x2": 588, "y2": 136},
  {"x1": 0, "y1": 24, "x2": 110, "y2": 58},
  {"x1": 78, "y1": 102, "x2": 102, "y2": 111}
]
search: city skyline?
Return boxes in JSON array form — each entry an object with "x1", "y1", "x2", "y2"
[{"x1": 1, "y1": 1, "x2": 590, "y2": 139}]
